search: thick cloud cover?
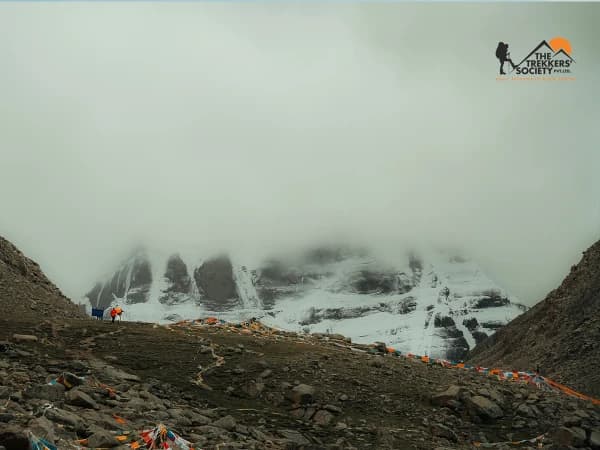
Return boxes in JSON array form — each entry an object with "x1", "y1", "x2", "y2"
[{"x1": 1, "y1": 3, "x2": 599, "y2": 303}]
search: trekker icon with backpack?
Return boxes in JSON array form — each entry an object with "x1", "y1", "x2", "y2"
[{"x1": 496, "y1": 42, "x2": 517, "y2": 75}]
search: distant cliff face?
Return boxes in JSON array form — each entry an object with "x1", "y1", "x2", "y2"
[
  {"x1": 160, "y1": 254, "x2": 191, "y2": 305},
  {"x1": 85, "y1": 245, "x2": 527, "y2": 360},
  {"x1": 85, "y1": 251, "x2": 244, "y2": 312},
  {"x1": 0, "y1": 235, "x2": 84, "y2": 319},
  {"x1": 469, "y1": 239, "x2": 600, "y2": 397},
  {"x1": 194, "y1": 256, "x2": 239, "y2": 311},
  {"x1": 86, "y1": 251, "x2": 152, "y2": 307}
]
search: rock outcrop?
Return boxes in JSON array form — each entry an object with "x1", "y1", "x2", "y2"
[
  {"x1": 194, "y1": 255, "x2": 239, "y2": 310},
  {"x1": 160, "y1": 254, "x2": 192, "y2": 305},
  {"x1": 469, "y1": 238, "x2": 600, "y2": 397},
  {"x1": 0, "y1": 235, "x2": 84, "y2": 319}
]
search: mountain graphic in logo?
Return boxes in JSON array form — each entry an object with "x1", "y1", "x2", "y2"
[
  {"x1": 512, "y1": 40, "x2": 554, "y2": 70},
  {"x1": 552, "y1": 48, "x2": 575, "y2": 62}
]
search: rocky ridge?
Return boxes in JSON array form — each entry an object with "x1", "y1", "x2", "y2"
[
  {"x1": 469, "y1": 238, "x2": 600, "y2": 398},
  {"x1": 0, "y1": 235, "x2": 84, "y2": 319}
]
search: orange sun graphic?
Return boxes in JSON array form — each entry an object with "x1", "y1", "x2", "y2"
[{"x1": 549, "y1": 36, "x2": 572, "y2": 56}]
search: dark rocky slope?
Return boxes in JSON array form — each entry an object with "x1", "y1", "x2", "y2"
[
  {"x1": 0, "y1": 235, "x2": 84, "y2": 319},
  {"x1": 469, "y1": 238, "x2": 600, "y2": 397}
]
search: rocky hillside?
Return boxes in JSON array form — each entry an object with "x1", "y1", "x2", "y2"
[
  {"x1": 0, "y1": 235, "x2": 84, "y2": 319},
  {"x1": 1, "y1": 317, "x2": 600, "y2": 449},
  {"x1": 469, "y1": 238, "x2": 600, "y2": 397},
  {"x1": 84, "y1": 246, "x2": 527, "y2": 360}
]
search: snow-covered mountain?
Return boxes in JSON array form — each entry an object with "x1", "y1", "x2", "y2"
[{"x1": 84, "y1": 246, "x2": 527, "y2": 360}]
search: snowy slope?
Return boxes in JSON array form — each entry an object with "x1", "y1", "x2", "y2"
[{"x1": 84, "y1": 246, "x2": 526, "y2": 360}]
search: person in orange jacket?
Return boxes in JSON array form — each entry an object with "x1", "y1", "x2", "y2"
[{"x1": 110, "y1": 307, "x2": 117, "y2": 323}]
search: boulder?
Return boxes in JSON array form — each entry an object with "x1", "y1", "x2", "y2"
[
  {"x1": 80, "y1": 411, "x2": 122, "y2": 431},
  {"x1": 431, "y1": 385, "x2": 463, "y2": 408},
  {"x1": 212, "y1": 415, "x2": 237, "y2": 431},
  {"x1": 466, "y1": 396, "x2": 503, "y2": 421},
  {"x1": 0, "y1": 425, "x2": 29, "y2": 450},
  {"x1": 45, "y1": 407, "x2": 83, "y2": 430},
  {"x1": 87, "y1": 430, "x2": 120, "y2": 448},
  {"x1": 290, "y1": 407, "x2": 316, "y2": 420},
  {"x1": 312, "y1": 410, "x2": 334, "y2": 426},
  {"x1": 167, "y1": 409, "x2": 192, "y2": 427},
  {"x1": 323, "y1": 404, "x2": 342, "y2": 414},
  {"x1": 0, "y1": 387, "x2": 9, "y2": 400},
  {"x1": 368, "y1": 358, "x2": 384, "y2": 368},
  {"x1": 516, "y1": 403, "x2": 536, "y2": 419},
  {"x1": 27, "y1": 417, "x2": 56, "y2": 442},
  {"x1": 138, "y1": 390, "x2": 164, "y2": 404},
  {"x1": 65, "y1": 388, "x2": 98, "y2": 409},
  {"x1": 242, "y1": 381, "x2": 265, "y2": 399},
  {"x1": 287, "y1": 384, "x2": 315, "y2": 405},
  {"x1": 103, "y1": 367, "x2": 140, "y2": 382},
  {"x1": 480, "y1": 388, "x2": 505, "y2": 407},
  {"x1": 278, "y1": 429, "x2": 310, "y2": 445},
  {"x1": 248, "y1": 428, "x2": 269, "y2": 442},
  {"x1": 573, "y1": 409, "x2": 590, "y2": 419},
  {"x1": 430, "y1": 423, "x2": 458, "y2": 442},
  {"x1": 562, "y1": 415, "x2": 582, "y2": 427},
  {"x1": 24, "y1": 383, "x2": 65, "y2": 401},
  {"x1": 589, "y1": 430, "x2": 600, "y2": 450},
  {"x1": 553, "y1": 426, "x2": 586, "y2": 447},
  {"x1": 259, "y1": 369, "x2": 273, "y2": 379},
  {"x1": 126, "y1": 396, "x2": 165, "y2": 411}
]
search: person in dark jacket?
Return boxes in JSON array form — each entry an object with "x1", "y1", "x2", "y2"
[{"x1": 496, "y1": 42, "x2": 517, "y2": 75}]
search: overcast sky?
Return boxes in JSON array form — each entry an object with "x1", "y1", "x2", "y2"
[{"x1": 1, "y1": 3, "x2": 599, "y2": 304}]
